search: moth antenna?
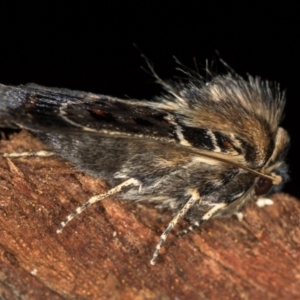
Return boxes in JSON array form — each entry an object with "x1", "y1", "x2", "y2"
[
  {"x1": 150, "y1": 190, "x2": 200, "y2": 265},
  {"x1": 57, "y1": 178, "x2": 140, "y2": 233},
  {"x1": 188, "y1": 150, "x2": 282, "y2": 185}
]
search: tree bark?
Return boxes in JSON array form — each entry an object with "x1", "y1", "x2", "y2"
[{"x1": 0, "y1": 131, "x2": 299, "y2": 300}]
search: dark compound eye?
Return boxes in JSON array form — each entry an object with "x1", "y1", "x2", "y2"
[{"x1": 255, "y1": 178, "x2": 273, "y2": 196}]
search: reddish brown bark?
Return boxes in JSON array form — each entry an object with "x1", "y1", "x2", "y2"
[{"x1": 0, "y1": 131, "x2": 300, "y2": 300}]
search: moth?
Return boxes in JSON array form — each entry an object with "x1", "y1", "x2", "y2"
[{"x1": 0, "y1": 63, "x2": 290, "y2": 265}]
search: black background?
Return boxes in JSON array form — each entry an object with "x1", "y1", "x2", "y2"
[{"x1": 0, "y1": 3, "x2": 299, "y2": 197}]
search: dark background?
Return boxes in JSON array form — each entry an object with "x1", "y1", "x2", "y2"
[{"x1": 0, "y1": 3, "x2": 299, "y2": 197}]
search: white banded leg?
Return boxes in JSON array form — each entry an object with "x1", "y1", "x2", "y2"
[
  {"x1": 178, "y1": 202, "x2": 228, "y2": 237},
  {"x1": 57, "y1": 178, "x2": 140, "y2": 234},
  {"x1": 178, "y1": 220, "x2": 203, "y2": 237},
  {"x1": 2, "y1": 150, "x2": 55, "y2": 158},
  {"x1": 200, "y1": 202, "x2": 227, "y2": 220},
  {"x1": 150, "y1": 190, "x2": 200, "y2": 265}
]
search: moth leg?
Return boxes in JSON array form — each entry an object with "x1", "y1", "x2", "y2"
[
  {"x1": 57, "y1": 178, "x2": 140, "y2": 234},
  {"x1": 234, "y1": 211, "x2": 244, "y2": 222},
  {"x1": 178, "y1": 202, "x2": 228, "y2": 236},
  {"x1": 2, "y1": 150, "x2": 55, "y2": 158},
  {"x1": 235, "y1": 197, "x2": 274, "y2": 221},
  {"x1": 150, "y1": 190, "x2": 200, "y2": 265},
  {"x1": 177, "y1": 221, "x2": 203, "y2": 237}
]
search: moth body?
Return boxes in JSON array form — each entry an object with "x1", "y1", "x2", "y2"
[{"x1": 0, "y1": 68, "x2": 289, "y2": 264}]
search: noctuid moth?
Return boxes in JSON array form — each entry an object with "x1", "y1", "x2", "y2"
[{"x1": 0, "y1": 62, "x2": 289, "y2": 265}]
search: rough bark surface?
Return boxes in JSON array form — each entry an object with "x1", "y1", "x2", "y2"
[{"x1": 0, "y1": 131, "x2": 299, "y2": 300}]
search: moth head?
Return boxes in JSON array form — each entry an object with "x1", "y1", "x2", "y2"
[
  {"x1": 147, "y1": 61, "x2": 290, "y2": 197},
  {"x1": 255, "y1": 126, "x2": 290, "y2": 196}
]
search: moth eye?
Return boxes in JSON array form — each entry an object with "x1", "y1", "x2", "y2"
[{"x1": 255, "y1": 178, "x2": 273, "y2": 196}]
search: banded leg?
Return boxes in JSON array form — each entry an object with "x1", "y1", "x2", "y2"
[
  {"x1": 2, "y1": 150, "x2": 55, "y2": 158},
  {"x1": 178, "y1": 220, "x2": 203, "y2": 237},
  {"x1": 57, "y1": 178, "x2": 140, "y2": 233},
  {"x1": 178, "y1": 202, "x2": 228, "y2": 238},
  {"x1": 200, "y1": 202, "x2": 227, "y2": 220},
  {"x1": 150, "y1": 190, "x2": 200, "y2": 265}
]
